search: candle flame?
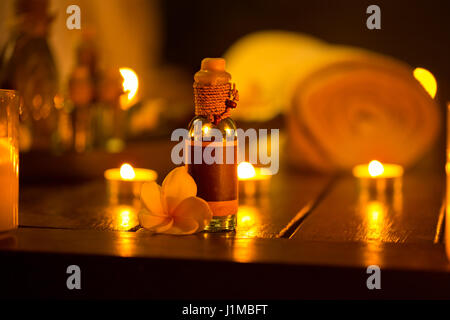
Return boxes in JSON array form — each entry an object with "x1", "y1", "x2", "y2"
[
  {"x1": 120, "y1": 163, "x2": 136, "y2": 180},
  {"x1": 119, "y1": 68, "x2": 139, "y2": 109},
  {"x1": 368, "y1": 160, "x2": 384, "y2": 177},
  {"x1": 413, "y1": 67, "x2": 437, "y2": 99},
  {"x1": 238, "y1": 162, "x2": 256, "y2": 179}
]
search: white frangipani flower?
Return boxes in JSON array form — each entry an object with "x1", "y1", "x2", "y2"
[{"x1": 139, "y1": 167, "x2": 212, "y2": 235}]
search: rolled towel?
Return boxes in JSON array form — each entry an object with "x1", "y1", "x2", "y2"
[
  {"x1": 224, "y1": 31, "x2": 440, "y2": 171},
  {"x1": 224, "y1": 31, "x2": 327, "y2": 122},
  {"x1": 288, "y1": 47, "x2": 440, "y2": 171}
]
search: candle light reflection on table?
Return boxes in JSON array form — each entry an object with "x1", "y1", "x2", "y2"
[
  {"x1": 364, "y1": 200, "x2": 386, "y2": 241},
  {"x1": 236, "y1": 205, "x2": 262, "y2": 238}
]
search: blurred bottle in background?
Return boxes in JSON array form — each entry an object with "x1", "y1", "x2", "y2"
[
  {"x1": 93, "y1": 68, "x2": 125, "y2": 153},
  {"x1": 0, "y1": 0, "x2": 59, "y2": 152}
]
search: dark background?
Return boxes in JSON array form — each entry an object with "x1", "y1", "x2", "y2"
[
  {"x1": 161, "y1": 0, "x2": 449, "y2": 170},
  {"x1": 161, "y1": 0, "x2": 449, "y2": 102}
]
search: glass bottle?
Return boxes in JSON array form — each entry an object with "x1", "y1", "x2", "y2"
[
  {"x1": 0, "y1": 0, "x2": 58, "y2": 152},
  {"x1": 187, "y1": 58, "x2": 238, "y2": 232}
]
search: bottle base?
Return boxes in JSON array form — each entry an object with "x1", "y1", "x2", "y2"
[{"x1": 204, "y1": 214, "x2": 236, "y2": 232}]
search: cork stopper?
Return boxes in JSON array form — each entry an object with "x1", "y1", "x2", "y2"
[
  {"x1": 201, "y1": 58, "x2": 225, "y2": 71},
  {"x1": 194, "y1": 58, "x2": 231, "y2": 86}
]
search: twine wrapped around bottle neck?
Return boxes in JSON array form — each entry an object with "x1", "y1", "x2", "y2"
[{"x1": 194, "y1": 82, "x2": 238, "y2": 125}]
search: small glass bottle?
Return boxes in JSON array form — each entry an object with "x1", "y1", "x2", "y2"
[
  {"x1": 187, "y1": 58, "x2": 239, "y2": 232},
  {"x1": 0, "y1": 0, "x2": 59, "y2": 152}
]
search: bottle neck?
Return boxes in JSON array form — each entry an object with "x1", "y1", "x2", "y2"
[{"x1": 193, "y1": 82, "x2": 238, "y2": 125}]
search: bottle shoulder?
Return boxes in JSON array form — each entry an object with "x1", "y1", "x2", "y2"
[
  {"x1": 188, "y1": 116, "x2": 236, "y2": 128},
  {"x1": 188, "y1": 116, "x2": 237, "y2": 139}
]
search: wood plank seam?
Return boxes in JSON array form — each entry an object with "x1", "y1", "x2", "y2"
[
  {"x1": 434, "y1": 197, "x2": 446, "y2": 244},
  {"x1": 277, "y1": 175, "x2": 338, "y2": 239}
]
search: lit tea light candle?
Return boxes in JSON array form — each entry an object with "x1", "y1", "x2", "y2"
[
  {"x1": 353, "y1": 160, "x2": 403, "y2": 196},
  {"x1": 353, "y1": 160, "x2": 404, "y2": 179},
  {"x1": 238, "y1": 162, "x2": 272, "y2": 197},
  {"x1": 104, "y1": 163, "x2": 157, "y2": 199}
]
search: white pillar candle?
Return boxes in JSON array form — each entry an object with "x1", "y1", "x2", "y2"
[{"x1": 0, "y1": 138, "x2": 18, "y2": 232}]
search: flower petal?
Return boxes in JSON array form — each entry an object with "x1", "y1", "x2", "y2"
[
  {"x1": 172, "y1": 196, "x2": 212, "y2": 231},
  {"x1": 162, "y1": 166, "x2": 197, "y2": 213},
  {"x1": 165, "y1": 217, "x2": 199, "y2": 235},
  {"x1": 140, "y1": 181, "x2": 166, "y2": 216},
  {"x1": 139, "y1": 209, "x2": 173, "y2": 232}
]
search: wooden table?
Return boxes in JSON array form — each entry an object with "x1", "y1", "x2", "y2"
[{"x1": 1, "y1": 145, "x2": 449, "y2": 299}]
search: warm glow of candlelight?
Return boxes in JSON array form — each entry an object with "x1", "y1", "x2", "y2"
[
  {"x1": 120, "y1": 163, "x2": 136, "y2": 180},
  {"x1": 119, "y1": 208, "x2": 131, "y2": 228},
  {"x1": 353, "y1": 161, "x2": 403, "y2": 179},
  {"x1": 365, "y1": 200, "x2": 385, "y2": 241},
  {"x1": 119, "y1": 68, "x2": 139, "y2": 109},
  {"x1": 105, "y1": 165, "x2": 157, "y2": 182},
  {"x1": 413, "y1": 67, "x2": 437, "y2": 99},
  {"x1": 105, "y1": 165, "x2": 157, "y2": 199},
  {"x1": 0, "y1": 137, "x2": 19, "y2": 231},
  {"x1": 368, "y1": 160, "x2": 384, "y2": 177},
  {"x1": 238, "y1": 163, "x2": 272, "y2": 197},
  {"x1": 238, "y1": 162, "x2": 256, "y2": 180},
  {"x1": 367, "y1": 201, "x2": 383, "y2": 222},
  {"x1": 237, "y1": 205, "x2": 261, "y2": 238}
]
